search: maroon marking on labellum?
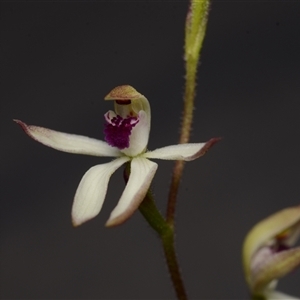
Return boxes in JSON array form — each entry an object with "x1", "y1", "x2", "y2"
[{"x1": 104, "y1": 115, "x2": 139, "y2": 149}]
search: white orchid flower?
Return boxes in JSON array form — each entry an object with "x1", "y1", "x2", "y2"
[
  {"x1": 243, "y1": 205, "x2": 300, "y2": 300},
  {"x1": 15, "y1": 85, "x2": 219, "y2": 227}
]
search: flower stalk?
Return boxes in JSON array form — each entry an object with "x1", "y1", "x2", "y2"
[
  {"x1": 140, "y1": 194, "x2": 188, "y2": 300},
  {"x1": 167, "y1": 0, "x2": 211, "y2": 226},
  {"x1": 124, "y1": 163, "x2": 187, "y2": 300}
]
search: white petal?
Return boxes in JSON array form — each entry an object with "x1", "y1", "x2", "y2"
[
  {"x1": 265, "y1": 290, "x2": 300, "y2": 300},
  {"x1": 105, "y1": 157, "x2": 158, "y2": 227},
  {"x1": 72, "y1": 157, "x2": 130, "y2": 226},
  {"x1": 14, "y1": 119, "x2": 121, "y2": 157},
  {"x1": 144, "y1": 138, "x2": 220, "y2": 161}
]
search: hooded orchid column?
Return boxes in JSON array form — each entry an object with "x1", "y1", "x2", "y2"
[{"x1": 103, "y1": 85, "x2": 151, "y2": 157}]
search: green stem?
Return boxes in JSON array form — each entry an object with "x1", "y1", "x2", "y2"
[
  {"x1": 167, "y1": 0, "x2": 210, "y2": 226},
  {"x1": 139, "y1": 191, "x2": 188, "y2": 300},
  {"x1": 138, "y1": 189, "x2": 169, "y2": 236},
  {"x1": 161, "y1": 229, "x2": 188, "y2": 300},
  {"x1": 124, "y1": 164, "x2": 187, "y2": 300}
]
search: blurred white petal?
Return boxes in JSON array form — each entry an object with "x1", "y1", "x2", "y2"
[
  {"x1": 243, "y1": 206, "x2": 300, "y2": 286},
  {"x1": 105, "y1": 157, "x2": 157, "y2": 227},
  {"x1": 251, "y1": 247, "x2": 300, "y2": 294},
  {"x1": 265, "y1": 290, "x2": 300, "y2": 300},
  {"x1": 144, "y1": 138, "x2": 220, "y2": 161},
  {"x1": 72, "y1": 157, "x2": 130, "y2": 226},
  {"x1": 14, "y1": 119, "x2": 121, "y2": 157}
]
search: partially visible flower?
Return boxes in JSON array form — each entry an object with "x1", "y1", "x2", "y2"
[
  {"x1": 15, "y1": 85, "x2": 219, "y2": 227},
  {"x1": 243, "y1": 205, "x2": 300, "y2": 299}
]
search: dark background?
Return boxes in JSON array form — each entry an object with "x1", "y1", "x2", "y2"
[{"x1": 1, "y1": 1, "x2": 300, "y2": 299}]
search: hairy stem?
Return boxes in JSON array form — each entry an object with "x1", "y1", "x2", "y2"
[
  {"x1": 161, "y1": 229, "x2": 188, "y2": 300},
  {"x1": 167, "y1": 0, "x2": 210, "y2": 226}
]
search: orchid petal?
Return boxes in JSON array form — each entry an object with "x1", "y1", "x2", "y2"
[
  {"x1": 14, "y1": 119, "x2": 121, "y2": 157},
  {"x1": 105, "y1": 157, "x2": 158, "y2": 227},
  {"x1": 265, "y1": 290, "x2": 300, "y2": 300},
  {"x1": 144, "y1": 138, "x2": 221, "y2": 161},
  {"x1": 243, "y1": 205, "x2": 300, "y2": 285},
  {"x1": 251, "y1": 247, "x2": 300, "y2": 294},
  {"x1": 72, "y1": 157, "x2": 130, "y2": 226}
]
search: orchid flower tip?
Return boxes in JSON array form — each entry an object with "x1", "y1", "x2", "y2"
[
  {"x1": 71, "y1": 214, "x2": 86, "y2": 227},
  {"x1": 211, "y1": 136, "x2": 223, "y2": 144},
  {"x1": 71, "y1": 220, "x2": 81, "y2": 228},
  {"x1": 13, "y1": 119, "x2": 28, "y2": 131},
  {"x1": 13, "y1": 119, "x2": 23, "y2": 125},
  {"x1": 200, "y1": 137, "x2": 222, "y2": 155},
  {"x1": 105, "y1": 214, "x2": 128, "y2": 227},
  {"x1": 105, "y1": 219, "x2": 114, "y2": 228}
]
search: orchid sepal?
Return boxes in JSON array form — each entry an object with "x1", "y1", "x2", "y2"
[
  {"x1": 144, "y1": 137, "x2": 221, "y2": 161},
  {"x1": 72, "y1": 157, "x2": 130, "y2": 226},
  {"x1": 105, "y1": 157, "x2": 158, "y2": 227},
  {"x1": 14, "y1": 119, "x2": 121, "y2": 157}
]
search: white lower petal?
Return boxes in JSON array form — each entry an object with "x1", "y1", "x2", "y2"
[
  {"x1": 72, "y1": 157, "x2": 130, "y2": 226},
  {"x1": 105, "y1": 157, "x2": 158, "y2": 227},
  {"x1": 265, "y1": 290, "x2": 300, "y2": 300},
  {"x1": 14, "y1": 119, "x2": 121, "y2": 157},
  {"x1": 144, "y1": 138, "x2": 220, "y2": 161}
]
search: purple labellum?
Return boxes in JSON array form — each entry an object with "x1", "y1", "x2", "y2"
[{"x1": 104, "y1": 113, "x2": 139, "y2": 149}]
